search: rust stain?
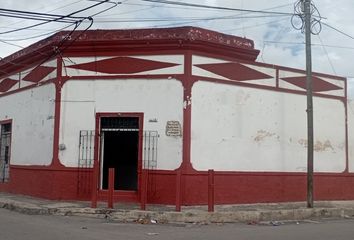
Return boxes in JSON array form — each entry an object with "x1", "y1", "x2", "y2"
[
  {"x1": 298, "y1": 139, "x2": 335, "y2": 152},
  {"x1": 254, "y1": 130, "x2": 276, "y2": 142},
  {"x1": 298, "y1": 139, "x2": 307, "y2": 147},
  {"x1": 314, "y1": 140, "x2": 334, "y2": 152}
]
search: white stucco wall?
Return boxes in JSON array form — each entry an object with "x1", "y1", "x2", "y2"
[
  {"x1": 59, "y1": 79, "x2": 184, "y2": 169},
  {"x1": 0, "y1": 84, "x2": 55, "y2": 166},
  {"x1": 349, "y1": 100, "x2": 354, "y2": 172},
  {"x1": 191, "y1": 81, "x2": 346, "y2": 172}
]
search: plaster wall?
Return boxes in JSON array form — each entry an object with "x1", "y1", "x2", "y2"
[
  {"x1": 191, "y1": 81, "x2": 346, "y2": 172},
  {"x1": 59, "y1": 79, "x2": 184, "y2": 170},
  {"x1": 0, "y1": 84, "x2": 55, "y2": 166}
]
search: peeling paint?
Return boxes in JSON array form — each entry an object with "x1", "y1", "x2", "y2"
[{"x1": 183, "y1": 96, "x2": 192, "y2": 109}]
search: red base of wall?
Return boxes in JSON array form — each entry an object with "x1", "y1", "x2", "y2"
[{"x1": 1, "y1": 166, "x2": 354, "y2": 205}]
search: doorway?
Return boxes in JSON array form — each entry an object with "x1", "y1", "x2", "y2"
[{"x1": 100, "y1": 116, "x2": 140, "y2": 191}]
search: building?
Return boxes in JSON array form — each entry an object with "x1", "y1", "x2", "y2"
[{"x1": 0, "y1": 26, "x2": 353, "y2": 205}]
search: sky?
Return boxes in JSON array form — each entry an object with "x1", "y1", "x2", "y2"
[{"x1": 0, "y1": 0, "x2": 353, "y2": 98}]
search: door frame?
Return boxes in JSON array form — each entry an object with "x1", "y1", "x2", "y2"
[{"x1": 93, "y1": 112, "x2": 144, "y2": 199}]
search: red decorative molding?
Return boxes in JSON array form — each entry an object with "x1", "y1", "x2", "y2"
[
  {"x1": 0, "y1": 27, "x2": 259, "y2": 79},
  {"x1": 281, "y1": 76, "x2": 343, "y2": 92},
  {"x1": 68, "y1": 56, "x2": 179, "y2": 74},
  {"x1": 195, "y1": 62, "x2": 273, "y2": 81},
  {"x1": 22, "y1": 66, "x2": 56, "y2": 83},
  {"x1": 59, "y1": 27, "x2": 255, "y2": 50},
  {"x1": 0, "y1": 78, "x2": 18, "y2": 92}
]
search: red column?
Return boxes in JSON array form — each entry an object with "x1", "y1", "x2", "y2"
[
  {"x1": 91, "y1": 115, "x2": 100, "y2": 208},
  {"x1": 208, "y1": 169, "x2": 215, "y2": 212},
  {"x1": 140, "y1": 169, "x2": 148, "y2": 210},
  {"x1": 175, "y1": 169, "x2": 182, "y2": 212},
  {"x1": 108, "y1": 168, "x2": 115, "y2": 209}
]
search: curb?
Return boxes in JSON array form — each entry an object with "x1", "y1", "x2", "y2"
[{"x1": 1, "y1": 199, "x2": 354, "y2": 223}]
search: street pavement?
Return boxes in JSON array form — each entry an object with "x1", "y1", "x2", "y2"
[
  {"x1": 1, "y1": 208, "x2": 354, "y2": 240},
  {"x1": 1, "y1": 192, "x2": 354, "y2": 223}
]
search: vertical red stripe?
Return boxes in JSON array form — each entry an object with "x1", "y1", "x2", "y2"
[
  {"x1": 208, "y1": 169, "x2": 215, "y2": 212},
  {"x1": 108, "y1": 168, "x2": 115, "y2": 208},
  {"x1": 344, "y1": 79, "x2": 349, "y2": 173},
  {"x1": 181, "y1": 51, "x2": 193, "y2": 171},
  {"x1": 140, "y1": 169, "x2": 148, "y2": 210},
  {"x1": 91, "y1": 114, "x2": 100, "y2": 208},
  {"x1": 175, "y1": 169, "x2": 182, "y2": 212}
]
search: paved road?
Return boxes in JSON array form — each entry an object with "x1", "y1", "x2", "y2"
[{"x1": 1, "y1": 208, "x2": 354, "y2": 240}]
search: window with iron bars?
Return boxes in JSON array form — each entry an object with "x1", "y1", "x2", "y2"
[{"x1": 0, "y1": 122, "x2": 11, "y2": 183}]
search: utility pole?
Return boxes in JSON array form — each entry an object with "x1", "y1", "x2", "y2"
[{"x1": 303, "y1": 0, "x2": 314, "y2": 208}]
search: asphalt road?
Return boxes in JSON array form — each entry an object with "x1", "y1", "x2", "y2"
[{"x1": 1, "y1": 208, "x2": 354, "y2": 240}]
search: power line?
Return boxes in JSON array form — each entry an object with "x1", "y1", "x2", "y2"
[
  {"x1": 143, "y1": 3, "x2": 293, "y2": 31},
  {"x1": 222, "y1": 17, "x2": 290, "y2": 33},
  {"x1": 0, "y1": 0, "x2": 86, "y2": 30},
  {"x1": 316, "y1": 34, "x2": 337, "y2": 75},
  {"x1": 263, "y1": 40, "x2": 354, "y2": 50},
  {"x1": 322, "y1": 22, "x2": 354, "y2": 40},
  {"x1": 94, "y1": 14, "x2": 286, "y2": 23},
  {"x1": 0, "y1": 1, "x2": 118, "y2": 75},
  {"x1": 0, "y1": 23, "x2": 77, "y2": 42},
  {"x1": 140, "y1": 0, "x2": 294, "y2": 15},
  {"x1": 0, "y1": 0, "x2": 114, "y2": 35}
]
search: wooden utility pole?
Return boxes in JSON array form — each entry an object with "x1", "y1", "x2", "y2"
[{"x1": 303, "y1": 0, "x2": 314, "y2": 208}]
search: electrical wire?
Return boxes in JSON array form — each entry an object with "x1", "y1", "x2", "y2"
[
  {"x1": 322, "y1": 22, "x2": 354, "y2": 40},
  {"x1": 263, "y1": 40, "x2": 354, "y2": 50},
  {"x1": 143, "y1": 3, "x2": 292, "y2": 31},
  {"x1": 0, "y1": 1, "x2": 117, "y2": 76},
  {"x1": 0, "y1": 0, "x2": 86, "y2": 30},
  {"x1": 94, "y1": 14, "x2": 286, "y2": 23},
  {"x1": 0, "y1": 0, "x2": 112, "y2": 35},
  {"x1": 316, "y1": 34, "x2": 337, "y2": 75},
  {"x1": 139, "y1": 0, "x2": 294, "y2": 15}
]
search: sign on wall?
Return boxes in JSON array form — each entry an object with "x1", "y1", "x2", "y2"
[{"x1": 166, "y1": 121, "x2": 182, "y2": 137}]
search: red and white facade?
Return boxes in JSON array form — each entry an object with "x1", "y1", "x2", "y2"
[{"x1": 0, "y1": 26, "x2": 353, "y2": 205}]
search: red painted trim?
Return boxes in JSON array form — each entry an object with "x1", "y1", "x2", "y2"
[
  {"x1": 208, "y1": 169, "x2": 215, "y2": 212},
  {"x1": 344, "y1": 79, "x2": 349, "y2": 173},
  {"x1": 62, "y1": 73, "x2": 343, "y2": 102},
  {"x1": 107, "y1": 168, "x2": 115, "y2": 208},
  {"x1": 63, "y1": 74, "x2": 184, "y2": 83},
  {"x1": 91, "y1": 114, "x2": 100, "y2": 208},
  {"x1": 51, "y1": 57, "x2": 64, "y2": 168},
  {"x1": 63, "y1": 50, "x2": 185, "y2": 58},
  {"x1": 140, "y1": 169, "x2": 148, "y2": 210},
  {"x1": 0, "y1": 78, "x2": 18, "y2": 92},
  {"x1": 98, "y1": 190, "x2": 138, "y2": 202},
  {"x1": 0, "y1": 119, "x2": 12, "y2": 125},
  {"x1": 175, "y1": 169, "x2": 181, "y2": 211},
  {"x1": 195, "y1": 77, "x2": 346, "y2": 101},
  {"x1": 180, "y1": 51, "x2": 193, "y2": 172},
  {"x1": 0, "y1": 79, "x2": 55, "y2": 99},
  {"x1": 275, "y1": 68, "x2": 279, "y2": 88},
  {"x1": 67, "y1": 56, "x2": 179, "y2": 74},
  {"x1": 3, "y1": 166, "x2": 354, "y2": 204},
  {"x1": 190, "y1": 51, "x2": 346, "y2": 81}
]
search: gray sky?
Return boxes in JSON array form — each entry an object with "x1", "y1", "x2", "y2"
[{"x1": 0, "y1": 0, "x2": 353, "y2": 98}]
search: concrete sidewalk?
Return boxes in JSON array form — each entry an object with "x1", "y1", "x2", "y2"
[{"x1": 0, "y1": 192, "x2": 354, "y2": 224}]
